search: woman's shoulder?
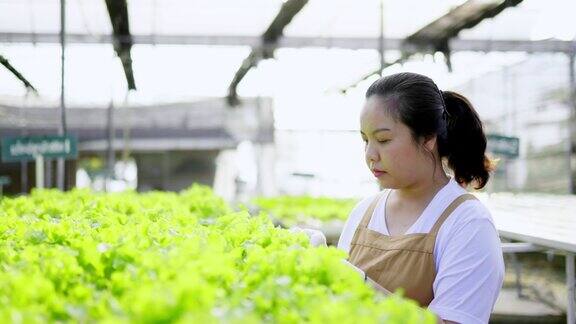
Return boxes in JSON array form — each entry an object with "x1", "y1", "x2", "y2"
[
  {"x1": 454, "y1": 194, "x2": 493, "y2": 223},
  {"x1": 437, "y1": 193, "x2": 497, "y2": 243},
  {"x1": 434, "y1": 190, "x2": 502, "y2": 266},
  {"x1": 444, "y1": 179, "x2": 494, "y2": 223}
]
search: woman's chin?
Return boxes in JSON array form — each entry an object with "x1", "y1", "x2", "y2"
[
  {"x1": 376, "y1": 176, "x2": 401, "y2": 190},
  {"x1": 376, "y1": 178, "x2": 392, "y2": 189}
]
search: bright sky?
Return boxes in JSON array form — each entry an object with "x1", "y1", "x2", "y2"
[
  {"x1": 0, "y1": 0, "x2": 574, "y2": 130},
  {"x1": 2, "y1": 0, "x2": 575, "y2": 196}
]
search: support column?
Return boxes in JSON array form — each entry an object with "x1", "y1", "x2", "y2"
[
  {"x1": 567, "y1": 253, "x2": 575, "y2": 324},
  {"x1": 569, "y1": 53, "x2": 576, "y2": 194}
]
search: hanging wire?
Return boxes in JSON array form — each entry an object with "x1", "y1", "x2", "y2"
[
  {"x1": 321, "y1": 0, "x2": 339, "y2": 40},
  {"x1": 121, "y1": 89, "x2": 132, "y2": 169},
  {"x1": 151, "y1": 0, "x2": 158, "y2": 45},
  {"x1": 27, "y1": 0, "x2": 36, "y2": 44},
  {"x1": 75, "y1": 0, "x2": 96, "y2": 37}
]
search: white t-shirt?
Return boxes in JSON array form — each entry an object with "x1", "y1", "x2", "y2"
[{"x1": 337, "y1": 178, "x2": 504, "y2": 324}]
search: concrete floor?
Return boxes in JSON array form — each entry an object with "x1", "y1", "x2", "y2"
[{"x1": 490, "y1": 288, "x2": 565, "y2": 323}]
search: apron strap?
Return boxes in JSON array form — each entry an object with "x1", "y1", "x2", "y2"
[
  {"x1": 429, "y1": 193, "x2": 478, "y2": 236},
  {"x1": 358, "y1": 190, "x2": 388, "y2": 229},
  {"x1": 349, "y1": 190, "x2": 387, "y2": 251}
]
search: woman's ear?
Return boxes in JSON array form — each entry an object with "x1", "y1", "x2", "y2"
[{"x1": 422, "y1": 135, "x2": 437, "y2": 152}]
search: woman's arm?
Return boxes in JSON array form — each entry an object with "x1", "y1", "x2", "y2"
[
  {"x1": 366, "y1": 275, "x2": 462, "y2": 323},
  {"x1": 341, "y1": 260, "x2": 391, "y2": 295},
  {"x1": 436, "y1": 316, "x2": 458, "y2": 324},
  {"x1": 365, "y1": 276, "x2": 391, "y2": 295},
  {"x1": 428, "y1": 210, "x2": 504, "y2": 324},
  {"x1": 344, "y1": 261, "x2": 459, "y2": 323}
]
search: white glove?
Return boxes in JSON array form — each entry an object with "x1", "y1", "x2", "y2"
[{"x1": 290, "y1": 226, "x2": 327, "y2": 247}]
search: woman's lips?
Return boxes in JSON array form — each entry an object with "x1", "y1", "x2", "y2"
[{"x1": 372, "y1": 170, "x2": 386, "y2": 178}]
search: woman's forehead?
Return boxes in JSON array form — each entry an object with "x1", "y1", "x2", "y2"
[{"x1": 360, "y1": 97, "x2": 397, "y2": 130}]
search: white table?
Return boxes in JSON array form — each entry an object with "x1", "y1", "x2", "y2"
[{"x1": 479, "y1": 192, "x2": 576, "y2": 324}]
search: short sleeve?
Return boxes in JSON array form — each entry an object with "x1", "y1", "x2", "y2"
[{"x1": 428, "y1": 216, "x2": 505, "y2": 324}]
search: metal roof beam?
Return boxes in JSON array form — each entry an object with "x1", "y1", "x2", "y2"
[
  {"x1": 2, "y1": 33, "x2": 573, "y2": 53},
  {"x1": 227, "y1": 0, "x2": 308, "y2": 106},
  {"x1": 104, "y1": 0, "x2": 136, "y2": 90},
  {"x1": 0, "y1": 54, "x2": 37, "y2": 92}
]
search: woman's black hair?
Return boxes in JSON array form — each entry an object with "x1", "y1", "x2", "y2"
[{"x1": 365, "y1": 72, "x2": 494, "y2": 189}]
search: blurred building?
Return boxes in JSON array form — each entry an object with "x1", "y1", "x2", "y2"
[
  {"x1": 0, "y1": 97, "x2": 275, "y2": 199},
  {"x1": 457, "y1": 54, "x2": 573, "y2": 193}
]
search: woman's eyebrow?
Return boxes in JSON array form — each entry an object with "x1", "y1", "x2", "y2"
[{"x1": 360, "y1": 128, "x2": 391, "y2": 136}]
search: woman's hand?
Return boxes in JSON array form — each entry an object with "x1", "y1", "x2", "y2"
[{"x1": 289, "y1": 227, "x2": 327, "y2": 247}]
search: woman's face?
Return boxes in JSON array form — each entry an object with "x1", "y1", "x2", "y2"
[{"x1": 360, "y1": 96, "x2": 435, "y2": 189}]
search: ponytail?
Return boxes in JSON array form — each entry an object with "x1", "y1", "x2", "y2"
[{"x1": 440, "y1": 91, "x2": 495, "y2": 189}]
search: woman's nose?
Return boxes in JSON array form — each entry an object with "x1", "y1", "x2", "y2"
[{"x1": 365, "y1": 142, "x2": 379, "y2": 163}]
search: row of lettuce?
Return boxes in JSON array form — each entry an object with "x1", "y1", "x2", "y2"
[
  {"x1": 250, "y1": 195, "x2": 356, "y2": 227},
  {"x1": 0, "y1": 186, "x2": 433, "y2": 323}
]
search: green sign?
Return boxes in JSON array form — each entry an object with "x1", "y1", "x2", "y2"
[
  {"x1": 1, "y1": 135, "x2": 78, "y2": 162},
  {"x1": 487, "y1": 134, "x2": 519, "y2": 158}
]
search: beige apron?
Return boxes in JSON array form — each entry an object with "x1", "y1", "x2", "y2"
[{"x1": 348, "y1": 190, "x2": 477, "y2": 306}]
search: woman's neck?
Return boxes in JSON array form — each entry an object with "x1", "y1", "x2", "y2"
[{"x1": 394, "y1": 172, "x2": 450, "y2": 204}]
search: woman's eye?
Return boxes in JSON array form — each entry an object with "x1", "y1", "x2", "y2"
[{"x1": 362, "y1": 139, "x2": 389, "y2": 145}]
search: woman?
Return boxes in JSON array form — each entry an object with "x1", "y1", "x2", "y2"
[{"x1": 337, "y1": 72, "x2": 504, "y2": 324}]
